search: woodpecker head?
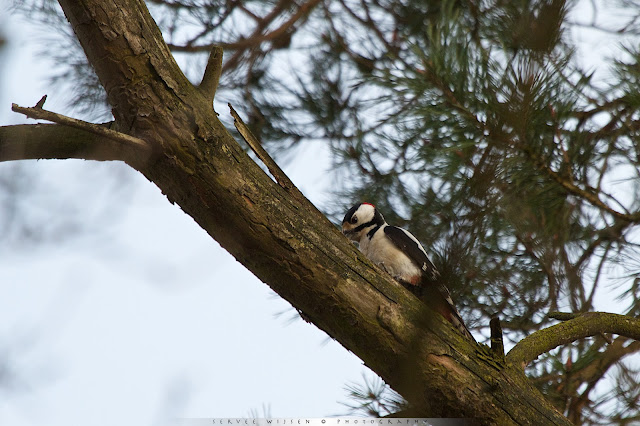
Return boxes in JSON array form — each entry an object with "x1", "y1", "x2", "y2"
[{"x1": 342, "y1": 202, "x2": 386, "y2": 242}]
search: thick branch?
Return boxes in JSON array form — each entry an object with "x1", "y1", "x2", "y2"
[
  {"x1": 0, "y1": 123, "x2": 148, "y2": 165},
  {"x1": 507, "y1": 312, "x2": 640, "y2": 367}
]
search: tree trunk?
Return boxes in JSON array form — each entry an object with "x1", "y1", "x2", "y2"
[{"x1": 0, "y1": 0, "x2": 572, "y2": 424}]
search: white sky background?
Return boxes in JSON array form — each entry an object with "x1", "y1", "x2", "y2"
[{"x1": 0, "y1": 0, "x2": 638, "y2": 425}]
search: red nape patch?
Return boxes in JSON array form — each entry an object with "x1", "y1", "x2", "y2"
[{"x1": 362, "y1": 202, "x2": 376, "y2": 208}]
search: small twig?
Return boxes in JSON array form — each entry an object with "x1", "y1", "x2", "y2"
[
  {"x1": 168, "y1": 0, "x2": 321, "y2": 54},
  {"x1": 35, "y1": 95, "x2": 47, "y2": 109},
  {"x1": 490, "y1": 316, "x2": 505, "y2": 361},
  {"x1": 12, "y1": 96, "x2": 150, "y2": 151},
  {"x1": 507, "y1": 312, "x2": 640, "y2": 368},
  {"x1": 199, "y1": 46, "x2": 224, "y2": 99},
  {"x1": 599, "y1": 333, "x2": 614, "y2": 344},
  {"x1": 229, "y1": 104, "x2": 304, "y2": 199}
]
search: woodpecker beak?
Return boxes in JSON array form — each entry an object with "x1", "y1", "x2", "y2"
[{"x1": 342, "y1": 227, "x2": 357, "y2": 240}]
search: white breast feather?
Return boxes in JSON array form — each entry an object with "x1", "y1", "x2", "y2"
[{"x1": 359, "y1": 225, "x2": 421, "y2": 282}]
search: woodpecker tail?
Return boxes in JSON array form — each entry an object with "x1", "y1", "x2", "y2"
[{"x1": 405, "y1": 279, "x2": 476, "y2": 343}]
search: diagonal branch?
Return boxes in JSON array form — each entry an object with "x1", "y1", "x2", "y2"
[{"x1": 507, "y1": 312, "x2": 640, "y2": 367}]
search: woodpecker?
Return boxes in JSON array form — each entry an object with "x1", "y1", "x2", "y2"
[{"x1": 342, "y1": 202, "x2": 475, "y2": 342}]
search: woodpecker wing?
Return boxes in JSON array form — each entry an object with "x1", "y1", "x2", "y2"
[
  {"x1": 383, "y1": 226, "x2": 476, "y2": 342},
  {"x1": 383, "y1": 226, "x2": 439, "y2": 281},
  {"x1": 420, "y1": 283, "x2": 476, "y2": 342}
]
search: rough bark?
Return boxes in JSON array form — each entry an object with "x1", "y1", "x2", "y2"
[{"x1": 0, "y1": 0, "x2": 598, "y2": 424}]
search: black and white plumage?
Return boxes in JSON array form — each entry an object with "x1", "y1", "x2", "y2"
[{"x1": 342, "y1": 202, "x2": 475, "y2": 342}]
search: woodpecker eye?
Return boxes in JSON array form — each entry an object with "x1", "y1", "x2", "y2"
[{"x1": 350, "y1": 216, "x2": 358, "y2": 224}]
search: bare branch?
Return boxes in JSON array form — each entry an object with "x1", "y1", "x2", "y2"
[
  {"x1": 12, "y1": 97, "x2": 151, "y2": 151},
  {"x1": 507, "y1": 312, "x2": 640, "y2": 367},
  {"x1": 228, "y1": 104, "x2": 305, "y2": 201},
  {"x1": 490, "y1": 316, "x2": 506, "y2": 361},
  {"x1": 199, "y1": 46, "x2": 223, "y2": 100}
]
